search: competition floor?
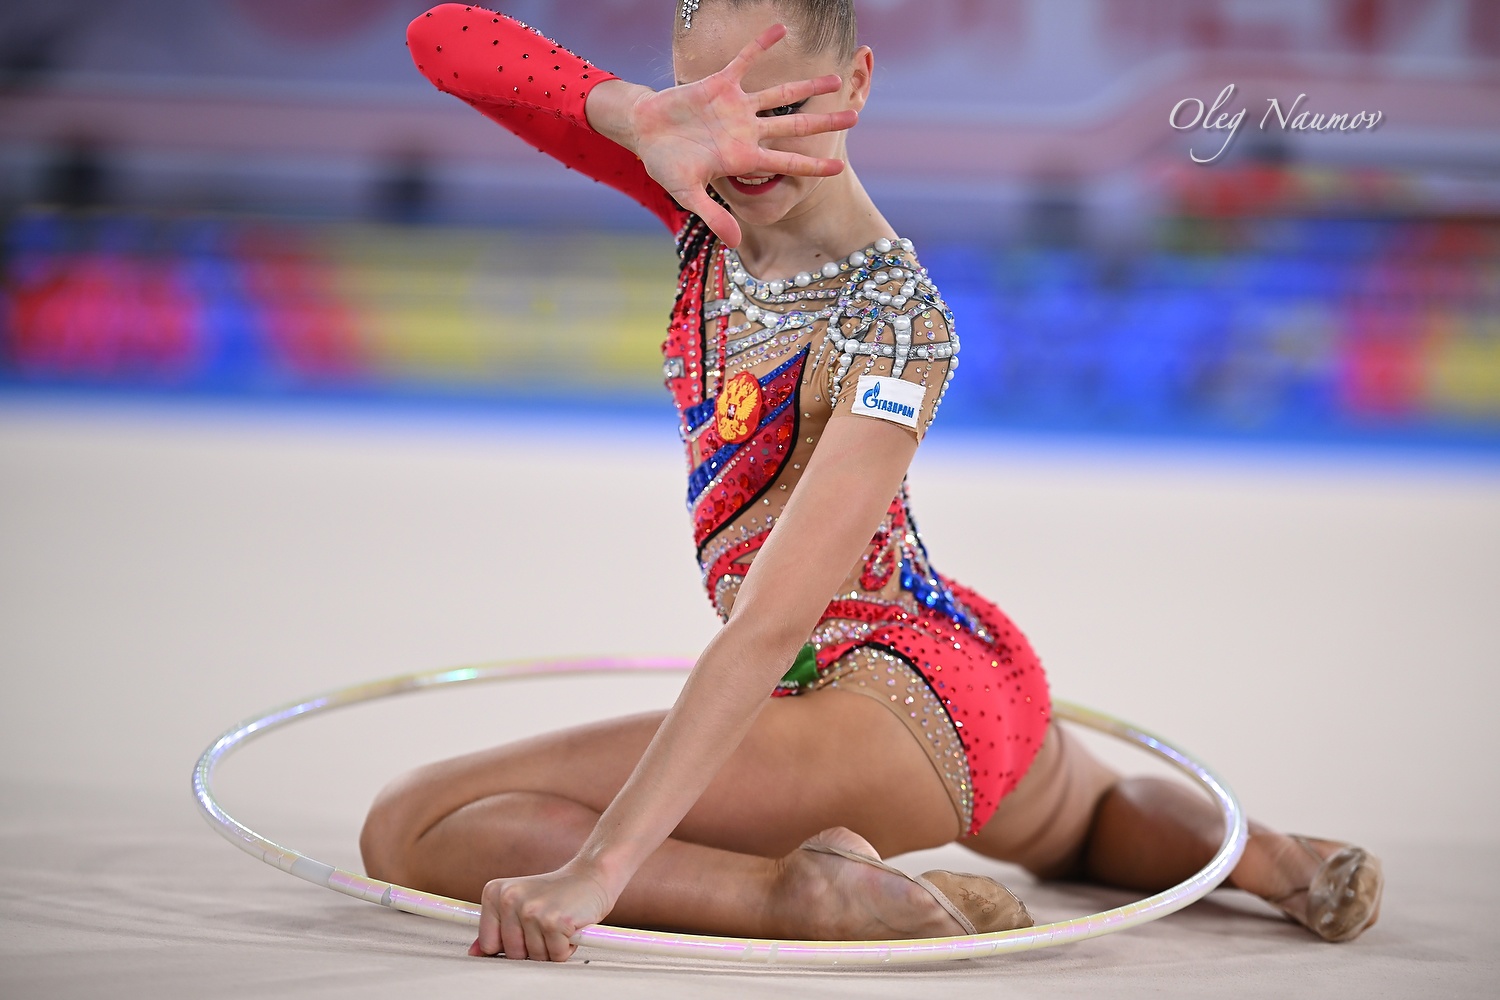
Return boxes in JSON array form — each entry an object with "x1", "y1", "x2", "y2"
[{"x1": 2, "y1": 400, "x2": 1497, "y2": 998}]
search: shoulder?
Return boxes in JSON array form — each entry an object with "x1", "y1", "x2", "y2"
[
  {"x1": 821, "y1": 239, "x2": 961, "y2": 440},
  {"x1": 827, "y1": 240, "x2": 957, "y2": 384}
]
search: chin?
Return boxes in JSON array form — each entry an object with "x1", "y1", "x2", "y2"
[
  {"x1": 734, "y1": 203, "x2": 794, "y2": 228},
  {"x1": 717, "y1": 189, "x2": 799, "y2": 229}
]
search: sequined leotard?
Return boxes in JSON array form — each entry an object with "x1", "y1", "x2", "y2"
[{"x1": 409, "y1": 4, "x2": 1049, "y2": 837}]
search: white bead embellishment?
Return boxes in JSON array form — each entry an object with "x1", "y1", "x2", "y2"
[
  {"x1": 681, "y1": 0, "x2": 702, "y2": 30},
  {"x1": 715, "y1": 236, "x2": 960, "y2": 432}
]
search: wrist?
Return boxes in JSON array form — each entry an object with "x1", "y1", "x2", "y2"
[
  {"x1": 586, "y1": 79, "x2": 654, "y2": 155},
  {"x1": 565, "y1": 844, "x2": 637, "y2": 901}
]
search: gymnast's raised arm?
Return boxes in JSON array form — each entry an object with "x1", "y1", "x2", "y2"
[{"x1": 408, "y1": 7, "x2": 855, "y2": 246}]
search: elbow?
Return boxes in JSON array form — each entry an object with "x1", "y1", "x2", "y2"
[{"x1": 405, "y1": 4, "x2": 470, "y2": 83}]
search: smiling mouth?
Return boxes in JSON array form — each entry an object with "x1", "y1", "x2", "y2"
[{"x1": 728, "y1": 174, "x2": 785, "y2": 196}]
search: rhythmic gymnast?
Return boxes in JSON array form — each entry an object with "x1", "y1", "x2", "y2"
[{"x1": 361, "y1": 0, "x2": 1383, "y2": 962}]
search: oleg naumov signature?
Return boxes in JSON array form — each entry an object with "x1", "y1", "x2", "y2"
[{"x1": 1172, "y1": 83, "x2": 1384, "y2": 162}]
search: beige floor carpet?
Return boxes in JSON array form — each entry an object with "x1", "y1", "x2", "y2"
[{"x1": 2, "y1": 402, "x2": 1496, "y2": 997}]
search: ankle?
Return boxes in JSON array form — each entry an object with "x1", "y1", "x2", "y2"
[
  {"x1": 766, "y1": 850, "x2": 835, "y2": 939},
  {"x1": 1229, "y1": 828, "x2": 1319, "y2": 900}
]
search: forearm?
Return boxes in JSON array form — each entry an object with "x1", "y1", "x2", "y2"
[
  {"x1": 572, "y1": 617, "x2": 803, "y2": 895},
  {"x1": 585, "y1": 80, "x2": 655, "y2": 158},
  {"x1": 567, "y1": 420, "x2": 919, "y2": 900},
  {"x1": 407, "y1": 5, "x2": 682, "y2": 230}
]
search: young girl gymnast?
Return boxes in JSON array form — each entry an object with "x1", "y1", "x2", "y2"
[{"x1": 360, "y1": 0, "x2": 1383, "y2": 962}]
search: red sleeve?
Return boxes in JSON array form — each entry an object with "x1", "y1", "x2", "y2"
[{"x1": 407, "y1": 4, "x2": 686, "y2": 232}]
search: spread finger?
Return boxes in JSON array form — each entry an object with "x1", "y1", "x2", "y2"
[
  {"x1": 754, "y1": 74, "x2": 843, "y2": 111},
  {"x1": 722, "y1": 23, "x2": 790, "y2": 82},
  {"x1": 761, "y1": 109, "x2": 858, "y2": 139}
]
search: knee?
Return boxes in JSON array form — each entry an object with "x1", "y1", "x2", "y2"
[
  {"x1": 359, "y1": 768, "x2": 434, "y2": 884},
  {"x1": 1094, "y1": 776, "x2": 1225, "y2": 844}
]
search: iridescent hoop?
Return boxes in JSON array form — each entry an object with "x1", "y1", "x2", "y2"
[{"x1": 193, "y1": 658, "x2": 1248, "y2": 967}]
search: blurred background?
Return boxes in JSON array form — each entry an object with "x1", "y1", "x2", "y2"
[{"x1": 2, "y1": 0, "x2": 1497, "y2": 446}]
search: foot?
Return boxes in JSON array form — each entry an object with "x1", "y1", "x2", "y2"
[
  {"x1": 769, "y1": 828, "x2": 970, "y2": 940},
  {"x1": 1260, "y1": 835, "x2": 1383, "y2": 943}
]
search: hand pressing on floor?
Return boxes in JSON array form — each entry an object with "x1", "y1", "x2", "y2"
[{"x1": 470, "y1": 865, "x2": 614, "y2": 963}]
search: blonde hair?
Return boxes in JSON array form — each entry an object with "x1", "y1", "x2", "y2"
[{"x1": 677, "y1": 0, "x2": 859, "y2": 61}]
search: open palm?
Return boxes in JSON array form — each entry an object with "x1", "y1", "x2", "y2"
[{"x1": 631, "y1": 24, "x2": 858, "y2": 246}]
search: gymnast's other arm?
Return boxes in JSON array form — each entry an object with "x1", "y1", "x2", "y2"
[
  {"x1": 471, "y1": 415, "x2": 919, "y2": 962},
  {"x1": 405, "y1": 10, "x2": 851, "y2": 242},
  {"x1": 583, "y1": 23, "x2": 855, "y2": 247}
]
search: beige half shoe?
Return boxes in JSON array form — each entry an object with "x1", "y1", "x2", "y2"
[
  {"x1": 801, "y1": 842, "x2": 1034, "y2": 936},
  {"x1": 1270, "y1": 835, "x2": 1384, "y2": 943}
]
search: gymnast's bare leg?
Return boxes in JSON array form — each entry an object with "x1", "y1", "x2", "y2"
[
  {"x1": 963, "y1": 725, "x2": 1381, "y2": 939},
  {"x1": 363, "y1": 687, "x2": 975, "y2": 941},
  {"x1": 363, "y1": 699, "x2": 1374, "y2": 943}
]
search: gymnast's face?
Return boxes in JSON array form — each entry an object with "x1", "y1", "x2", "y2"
[{"x1": 672, "y1": 1, "x2": 872, "y2": 231}]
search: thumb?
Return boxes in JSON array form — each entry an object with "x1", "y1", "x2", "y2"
[{"x1": 680, "y1": 188, "x2": 742, "y2": 248}]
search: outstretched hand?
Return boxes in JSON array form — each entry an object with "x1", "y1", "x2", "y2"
[
  {"x1": 469, "y1": 865, "x2": 614, "y2": 963},
  {"x1": 629, "y1": 24, "x2": 858, "y2": 247}
]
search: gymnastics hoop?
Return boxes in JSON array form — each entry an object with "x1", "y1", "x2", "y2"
[{"x1": 193, "y1": 657, "x2": 1248, "y2": 967}]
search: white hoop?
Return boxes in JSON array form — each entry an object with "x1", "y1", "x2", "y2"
[{"x1": 193, "y1": 657, "x2": 1248, "y2": 966}]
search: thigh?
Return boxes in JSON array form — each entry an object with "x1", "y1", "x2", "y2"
[
  {"x1": 962, "y1": 722, "x2": 1120, "y2": 877},
  {"x1": 378, "y1": 686, "x2": 960, "y2": 861}
]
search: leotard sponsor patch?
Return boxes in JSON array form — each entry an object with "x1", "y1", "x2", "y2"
[{"x1": 852, "y1": 376, "x2": 923, "y2": 429}]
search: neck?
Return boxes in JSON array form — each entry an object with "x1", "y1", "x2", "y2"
[{"x1": 731, "y1": 166, "x2": 897, "y2": 279}]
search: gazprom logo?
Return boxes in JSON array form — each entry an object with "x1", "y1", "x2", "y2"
[
  {"x1": 861, "y1": 380, "x2": 916, "y2": 420},
  {"x1": 853, "y1": 376, "x2": 922, "y2": 429}
]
